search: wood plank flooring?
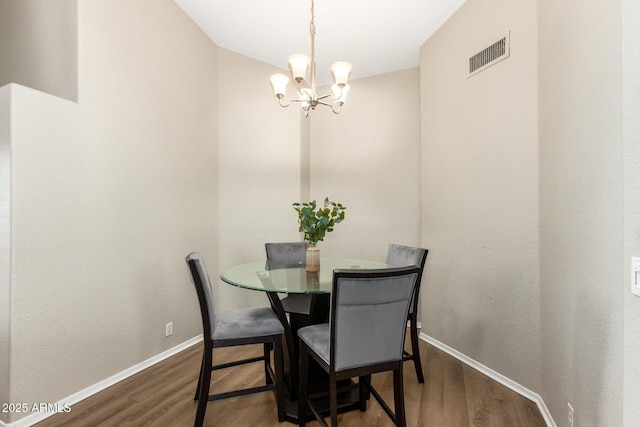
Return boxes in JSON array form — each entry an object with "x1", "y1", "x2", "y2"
[{"x1": 35, "y1": 338, "x2": 546, "y2": 427}]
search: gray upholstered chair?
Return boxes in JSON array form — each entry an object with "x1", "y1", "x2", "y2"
[
  {"x1": 386, "y1": 243, "x2": 429, "y2": 383},
  {"x1": 265, "y1": 242, "x2": 312, "y2": 315},
  {"x1": 185, "y1": 252, "x2": 285, "y2": 427},
  {"x1": 297, "y1": 266, "x2": 421, "y2": 427}
]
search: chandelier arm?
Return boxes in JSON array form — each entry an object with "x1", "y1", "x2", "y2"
[
  {"x1": 316, "y1": 93, "x2": 333, "y2": 101},
  {"x1": 278, "y1": 97, "x2": 314, "y2": 109},
  {"x1": 277, "y1": 97, "x2": 292, "y2": 108},
  {"x1": 316, "y1": 100, "x2": 342, "y2": 115}
]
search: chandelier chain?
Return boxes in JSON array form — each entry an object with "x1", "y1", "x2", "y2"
[{"x1": 309, "y1": 0, "x2": 316, "y2": 36}]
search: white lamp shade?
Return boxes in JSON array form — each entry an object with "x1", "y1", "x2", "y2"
[
  {"x1": 331, "y1": 61, "x2": 352, "y2": 86},
  {"x1": 270, "y1": 73, "x2": 289, "y2": 97},
  {"x1": 332, "y1": 84, "x2": 350, "y2": 105},
  {"x1": 289, "y1": 54, "x2": 310, "y2": 82}
]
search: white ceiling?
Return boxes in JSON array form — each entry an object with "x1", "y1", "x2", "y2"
[{"x1": 175, "y1": 0, "x2": 467, "y2": 86}]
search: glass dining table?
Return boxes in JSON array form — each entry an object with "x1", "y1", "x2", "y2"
[
  {"x1": 220, "y1": 257, "x2": 388, "y2": 294},
  {"x1": 220, "y1": 257, "x2": 389, "y2": 423}
]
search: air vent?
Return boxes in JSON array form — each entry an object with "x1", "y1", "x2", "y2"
[{"x1": 468, "y1": 32, "x2": 510, "y2": 77}]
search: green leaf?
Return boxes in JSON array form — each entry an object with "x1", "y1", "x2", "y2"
[{"x1": 292, "y1": 198, "x2": 347, "y2": 243}]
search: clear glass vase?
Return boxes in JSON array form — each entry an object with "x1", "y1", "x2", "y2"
[{"x1": 306, "y1": 243, "x2": 320, "y2": 272}]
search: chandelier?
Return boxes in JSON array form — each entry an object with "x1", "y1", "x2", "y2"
[{"x1": 269, "y1": 0, "x2": 352, "y2": 117}]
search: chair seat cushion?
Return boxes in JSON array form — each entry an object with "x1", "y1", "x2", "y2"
[
  {"x1": 213, "y1": 307, "x2": 284, "y2": 341},
  {"x1": 298, "y1": 323, "x2": 330, "y2": 365}
]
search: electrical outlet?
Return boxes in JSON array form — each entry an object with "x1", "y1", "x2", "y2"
[
  {"x1": 165, "y1": 322, "x2": 173, "y2": 337},
  {"x1": 631, "y1": 257, "x2": 640, "y2": 296},
  {"x1": 568, "y1": 403, "x2": 574, "y2": 427}
]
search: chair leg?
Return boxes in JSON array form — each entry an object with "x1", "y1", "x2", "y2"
[
  {"x1": 393, "y1": 367, "x2": 406, "y2": 427},
  {"x1": 358, "y1": 376, "x2": 368, "y2": 412},
  {"x1": 409, "y1": 313, "x2": 425, "y2": 383},
  {"x1": 330, "y1": 374, "x2": 338, "y2": 427},
  {"x1": 362, "y1": 374, "x2": 372, "y2": 401},
  {"x1": 194, "y1": 346, "x2": 212, "y2": 427},
  {"x1": 194, "y1": 351, "x2": 204, "y2": 400},
  {"x1": 264, "y1": 343, "x2": 273, "y2": 385},
  {"x1": 274, "y1": 337, "x2": 286, "y2": 422},
  {"x1": 298, "y1": 344, "x2": 309, "y2": 427}
]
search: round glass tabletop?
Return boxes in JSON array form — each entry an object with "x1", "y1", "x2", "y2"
[{"x1": 219, "y1": 257, "x2": 389, "y2": 294}]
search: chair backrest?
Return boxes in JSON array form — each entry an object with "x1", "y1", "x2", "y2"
[
  {"x1": 265, "y1": 242, "x2": 309, "y2": 269},
  {"x1": 386, "y1": 244, "x2": 428, "y2": 311},
  {"x1": 330, "y1": 266, "x2": 420, "y2": 371},
  {"x1": 185, "y1": 252, "x2": 216, "y2": 340}
]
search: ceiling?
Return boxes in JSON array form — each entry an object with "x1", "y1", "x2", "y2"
[{"x1": 175, "y1": 0, "x2": 467, "y2": 86}]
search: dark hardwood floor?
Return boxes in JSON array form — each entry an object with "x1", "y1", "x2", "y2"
[{"x1": 35, "y1": 337, "x2": 546, "y2": 427}]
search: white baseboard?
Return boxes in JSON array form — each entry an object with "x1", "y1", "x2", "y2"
[
  {"x1": 1, "y1": 333, "x2": 555, "y2": 427},
  {"x1": 0, "y1": 336, "x2": 203, "y2": 427},
  {"x1": 420, "y1": 333, "x2": 556, "y2": 427}
]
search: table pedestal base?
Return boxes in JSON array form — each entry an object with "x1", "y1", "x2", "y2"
[
  {"x1": 266, "y1": 292, "x2": 365, "y2": 424},
  {"x1": 283, "y1": 380, "x2": 362, "y2": 424}
]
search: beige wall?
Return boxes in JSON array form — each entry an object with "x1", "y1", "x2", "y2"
[
  {"x1": 309, "y1": 68, "x2": 422, "y2": 261},
  {"x1": 0, "y1": 85, "x2": 10, "y2": 417},
  {"x1": 0, "y1": 0, "x2": 77, "y2": 101},
  {"x1": 4, "y1": 1, "x2": 638, "y2": 426},
  {"x1": 539, "y1": 0, "x2": 624, "y2": 424},
  {"x1": 2, "y1": 0, "x2": 219, "y2": 423},
  {"x1": 623, "y1": 0, "x2": 640, "y2": 423},
  {"x1": 420, "y1": 0, "x2": 540, "y2": 392},
  {"x1": 216, "y1": 47, "x2": 302, "y2": 309}
]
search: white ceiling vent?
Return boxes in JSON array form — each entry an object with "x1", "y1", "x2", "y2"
[{"x1": 468, "y1": 32, "x2": 510, "y2": 77}]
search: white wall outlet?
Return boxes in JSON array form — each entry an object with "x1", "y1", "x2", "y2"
[
  {"x1": 632, "y1": 257, "x2": 640, "y2": 296},
  {"x1": 165, "y1": 322, "x2": 173, "y2": 337},
  {"x1": 568, "y1": 403, "x2": 574, "y2": 427}
]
